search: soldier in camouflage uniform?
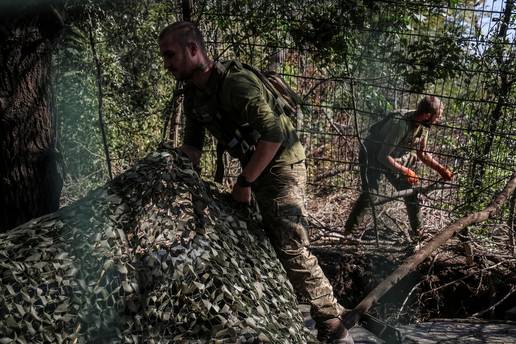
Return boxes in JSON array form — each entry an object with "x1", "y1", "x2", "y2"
[
  {"x1": 344, "y1": 96, "x2": 453, "y2": 240},
  {"x1": 159, "y1": 21, "x2": 353, "y2": 343}
]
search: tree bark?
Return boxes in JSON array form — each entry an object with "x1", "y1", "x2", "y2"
[
  {"x1": 471, "y1": 0, "x2": 514, "y2": 192},
  {"x1": 0, "y1": 5, "x2": 64, "y2": 232}
]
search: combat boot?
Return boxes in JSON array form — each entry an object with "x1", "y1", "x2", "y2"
[
  {"x1": 410, "y1": 227, "x2": 422, "y2": 239},
  {"x1": 316, "y1": 317, "x2": 354, "y2": 344}
]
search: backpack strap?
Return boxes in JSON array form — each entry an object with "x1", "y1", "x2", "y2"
[
  {"x1": 240, "y1": 63, "x2": 300, "y2": 117},
  {"x1": 212, "y1": 61, "x2": 262, "y2": 181},
  {"x1": 213, "y1": 61, "x2": 233, "y2": 183},
  {"x1": 215, "y1": 142, "x2": 225, "y2": 183}
]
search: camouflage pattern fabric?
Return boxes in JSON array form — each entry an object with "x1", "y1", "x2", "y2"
[
  {"x1": 0, "y1": 146, "x2": 317, "y2": 343},
  {"x1": 254, "y1": 161, "x2": 345, "y2": 323}
]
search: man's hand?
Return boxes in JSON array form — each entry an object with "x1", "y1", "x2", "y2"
[
  {"x1": 179, "y1": 144, "x2": 202, "y2": 173},
  {"x1": 437, "y1": 166, "x2": 453, "y2": 181},
  {"x1": 179, "y1": 144, "x2": 201, "y2": 167},
  {"x1": 403, "y1": 168, "x2": 419, "y2": 185},
  {"x1": 231, "y1": 140, "x2": 280, "y2": 205},
  {"x1": 387, "y1": 156, "x2": 419, "y2": 185},
  {"x1": 232, "y1": 184, "x2": 252, "y2": 204}
]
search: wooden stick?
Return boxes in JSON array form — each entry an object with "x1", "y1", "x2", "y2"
[
  {"x1": 372, "y1": 182, "x2": 455, "y2": 206},
  {"x1": 342, "y1": 171, "x2": 516, "y2": 329}
]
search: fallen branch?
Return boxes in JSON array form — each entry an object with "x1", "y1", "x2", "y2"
[
  {"x1": 342, "y1": 171, "x2": 516, "y2": 329},
  {"x1": 471, "y1": 285, "x2": 516, "y2": 318},
  {"x1": 419, "y1": 258, "x2": 516, "y2": 296},
  {"x1": 372, "y1": 182, "x2": 455, "y2": 207}
]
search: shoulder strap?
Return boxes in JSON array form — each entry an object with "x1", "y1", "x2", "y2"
[
  {"x1": 213, "y1": 61, "x2": 262, "y2": 180},
  {"x1": 241, "y1": 63, "x2": 300, "y2": 116},
  {"x1": 218, "y1": 60, "x2": 301, "y2": 117}
]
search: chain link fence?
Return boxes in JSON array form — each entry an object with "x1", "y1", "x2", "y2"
[{"x1": 169, "y1": 0, "x2": 515, "y2": 247}]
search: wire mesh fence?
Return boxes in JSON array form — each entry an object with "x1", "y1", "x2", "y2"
[{"x1": 172, "y1": 0, "x2": 514, "y2": 242}]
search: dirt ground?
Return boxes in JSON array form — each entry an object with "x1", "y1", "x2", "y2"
[{"x1": 304, "y1": 187, "x2": 516, "y2": 324}]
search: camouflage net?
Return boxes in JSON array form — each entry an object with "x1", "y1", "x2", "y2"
[{"x1": 0, "y1": 147, "x2": 316, "y2": 343}]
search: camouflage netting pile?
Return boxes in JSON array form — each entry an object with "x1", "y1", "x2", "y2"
[{"x1": 0, "y1": 146, "x2": 316, "y2": 343}]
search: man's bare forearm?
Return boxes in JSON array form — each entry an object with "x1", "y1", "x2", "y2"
[
  {"x1": 386, "y1": 156, "x2": 419, "y2": 185},
  {"x1": 241, "y1": 140, "x2": 282, "y2": 182},
  {"x1": 386, "y1": 156, "x2": 408, "y2": 175},
  {"x1": 417, "y1": 149, "x2": 453, "y2": 180},
  {"x1": 417, "y1": 149, "x2": 443, "y2": 171}
]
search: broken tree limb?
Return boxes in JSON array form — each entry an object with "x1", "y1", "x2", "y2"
[
  {"x1": 372, "y1": 181, "x2": 455, "y2": 207},
  {"x1": 342, "y1": 171, "x2": 516, "y2": 329},
  {"x1": 509, "y1": 191, "x2": 515, "y2": 256}
]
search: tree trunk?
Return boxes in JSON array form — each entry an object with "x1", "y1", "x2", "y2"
[
  {"x1": 0, "y1": 5, "x2": 64, "y2": 232},
  {"x1": 509, "y1": 190, "x2": 516, "y2": 256},
  {"x1": 471, "y1": 0, "x2": 514, "y2": 191}
]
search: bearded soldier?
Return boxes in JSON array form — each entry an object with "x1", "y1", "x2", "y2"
[{"x1": 159, "y1": 21, "x2": 354, "y2": 343}]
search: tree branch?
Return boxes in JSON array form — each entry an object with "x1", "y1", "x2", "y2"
[
  {"x1": 88, "y1": 13, "x2": 112, "y2": 180},
  {"x1": 342, "y1": 171, "x2": 516, "y2": 329}
]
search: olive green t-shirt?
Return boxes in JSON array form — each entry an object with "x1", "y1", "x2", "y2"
[
  {"x1": 183, "y1": 61, "x2": 305, "y2": 167},
  {"x1": 367, "y1": 110, "x2": 427, "y2": 170}
]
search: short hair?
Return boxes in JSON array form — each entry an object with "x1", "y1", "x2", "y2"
[
  {"x1": 158, "y1": 21, "x2": 206, "y2": 50},
  {"x1": 416, "y1": 95, "x2": 443, "y2": 116}
]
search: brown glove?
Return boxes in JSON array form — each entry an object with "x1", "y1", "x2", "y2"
[
  {"x1": 437, "y1": 166, "x2": 453, "y2": 181},
  {"x1": 403, "y1": 168, "x2": 419, "y2": 185}
]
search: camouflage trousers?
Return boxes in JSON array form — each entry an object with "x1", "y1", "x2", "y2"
[
  {"x1": 253, "y1": 161, "x2": 344, "y2": 322},
  {"x1": 344, "y1": 147, "x2": 422, "y2": 233}
]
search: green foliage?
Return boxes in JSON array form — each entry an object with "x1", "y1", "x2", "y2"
[
  {"x1": 396, "y1": 33, "x2": 467, "y2": 92},
  {"x1": 54, "y1": 0, "x2": 513, "y2": 225},
  {"x1": 57, "y1": 0, "x2": 179, "y2": 202},
  {"x1": 455, "y1": 1, "x2": 516, "y2": 214},
  {"x1": 56, "y1": 29, "x2": 107, "y2": 201}
]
